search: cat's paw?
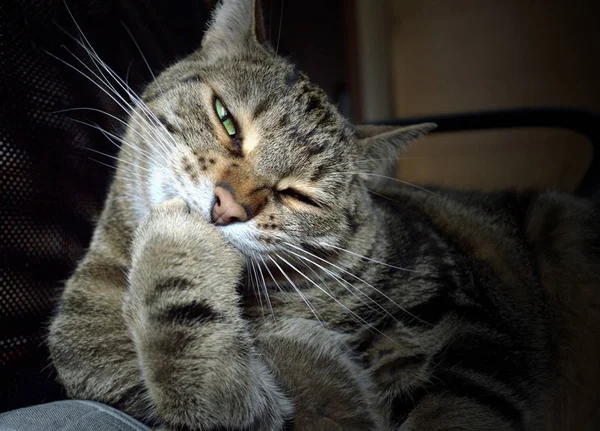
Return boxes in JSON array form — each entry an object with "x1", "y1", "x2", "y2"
[{"x1": 132, "y1": 198, "x2": 244, "y2": 274}]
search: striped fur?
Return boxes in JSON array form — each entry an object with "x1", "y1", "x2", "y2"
[{"x1": 48, "y1": 0, "x2": 600, "y2": 430}]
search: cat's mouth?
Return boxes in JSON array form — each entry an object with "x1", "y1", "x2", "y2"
[{"x1": 217, "y1": 222, "x2": 277, "y2": 256}]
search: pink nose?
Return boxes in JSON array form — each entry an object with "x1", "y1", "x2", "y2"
[{"x1": 211, "y1": 186, "x2": 248, "y2": 226}]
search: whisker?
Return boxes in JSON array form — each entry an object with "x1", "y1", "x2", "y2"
[
  {"x1": 62, "y1": 115, "x2": 160, "y2": 163},
  {"x1": 257, "y1": 255, "x2": 291, "y2": 300},
  {"x1": 46, "y1": 47, "x2": 171, "y2": 160},
  {"x1": 268, "y1": 254, "x2": 324, "y2": 325},
  {"x1": 82, "y1": 146, "x2": 153, "y2": 175},
  {"x1": 335, "y1": 171, "x2": 439, "y2": 195},
  {"x1": 52, "y1": 107, "x2": 168, "y2": 163},
  {"x1": 275, "y1": 0, "x2": 284, "y2": 54},
  {"x1": 320, "y1": 242, "x2": 422, "y2": 273},
  {"x1": 254, "y1": 255, "x2": 275, "y2": 322},
  {"x1": 73, "y1": 45, "x2": 174, "y2": 157},
  {"x1": 73, "y1": 42, "x2": 174, "y2": 148},
  {"x1": 284, "y1": 250, "x2": 385, "y2": 317},
  {"x1": 53, "y1": 15, "x2": 175, "y2": 156},
  {"x1": 284, "y1": 249, "x2": 423, "y2": 347},
  {"x1": 248, "y1": 257, "x2": 264, "y2": 319},
  {"x1": 278, "y1": 254, "x2": 367, "y2": 324},
  {"x1": 120, "y1": 21, "x2": 162, "y2": 94},
  {"x1": 279, "y1": 252, "x2": 404, "y2": 345},
  {"x1": 283, "y1": 248, "x2": 391, "y2": 319},
  {"x1": 283, "y1": 242, "x2": 432, "y2": 327}
]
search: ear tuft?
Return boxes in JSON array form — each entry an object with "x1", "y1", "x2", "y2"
[
  {"x1": 201, "y1": 0, "x2": 267, "y2": 56},
  {"x1": 354, "y1": 122, "x2": 436, "y2": 187},
  {"x1": 355, "y1": 122, "x2": 436, "y2": 148}
]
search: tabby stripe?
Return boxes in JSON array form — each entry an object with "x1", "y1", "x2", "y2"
[
  {"x1": 142, "y1": 72, "x2": 206, "y2": 104},
  {"x1": 436, "y1": 370, "x2": 524, "y2": 430},
  {"x1": 282, "y1": 417, "x2": 295, "y2": 431},
  {"x1": 309, "y1": 164, "x2": 328, "y2": 183},
  {"x1": 145, "y1": 277, "x2": 193, "y2": 305},
  {"x1": 253, "y1": 97, "x2": 273, "y2": 119},
  {"x1": 179, "y1": 74, "x2": 204, "y2": 85},
  {"x1": 344, "y1": 208, "x2": 360, "y2": 234},
  {"x1": 157, "y1": 301, "x2": 219, "y2": 325},
  {"x1": 403, "y1": 294, "x2": 498, "y2": 328},
  {"x1": 391, "y1": 385, "x2": 430, "y2": 426},
  {"x1": 278, "y1": 114, "x2": 290, "y2": 128},
  {"x1": 306, "y1": 142, "x2": 326, "y2": 156},
  {"x1": 315, "y1": 110, "x2": 333, "y2": 128},
  {"x1": 432, "y1": 332, "x2": 530, "y2": 399},
  {"x1": 391, "y1": 370, "x2": 523, "y2": 430},
  {"x1": 304, "y1": 95, "x2": 321, "y2": 113},
  {"x1": 156, "y1": 115, "x2": 180, "y2": 135},
  {"x1": 142, "y1": 85, "x2": 180, "y2": 104},
  {"x1": 285, "y1": 69, "x2": 300, "y2": 87},
  {"x1": 142, "y1": 90, "x2": 162, "y2": 104}
]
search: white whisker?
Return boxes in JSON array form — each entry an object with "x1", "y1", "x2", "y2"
[
  {"x1": 320, "y1": 242, "x2": 422, "y2": 273},
  {"x1": 276, "y1": 0, "x2": 284, "y2": 54},
  {"x1": 52, "y1": 107, "x2": 167, "y2": 163},
  {"x1": 120, "y1": 22, "x2": 162, "y2": 94},
  {"x1": 254, "y1": 255, "x2": 275, "y2": 322},
  {"x1": 277, "y1": 254, "x2": 367, "y2": 324},
  {"x1": 82, "y1": 147, "x2": 152, "y2": 174},
  {"x1": 283, "y1": 242, "x2": 432, "y2": 327},
  {"x1": 46, "y1": 47, "x2": 171, "y2": 160},
  {"x1": 258, "y1": 255, "x2": 291, "y2": 300},
  {"x1": 248, "y1": 258, "x2": 264, "y2": 319},
  {"x1": 52, "y1": 14, "x2": 175, "y2": 157},
  {"x1": 268, "y1": 254, "x2": 324, "y2": 325},
  {"x1": 335, "y1": 171, "x2": 439, "y2": 195},
  {"x1": 284, "y1": 249, "x2": 387, "y2": 317}
]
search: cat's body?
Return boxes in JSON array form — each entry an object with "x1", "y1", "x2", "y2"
[{"x1": 48, "y1": 0, "x2": 600, "y2": 430}]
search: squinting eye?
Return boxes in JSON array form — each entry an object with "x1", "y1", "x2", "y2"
[
  {"x1": 280, "y1": 188, "x2": 321, "y2": 208},
  {"x1": 214, "y1": 98, "x2": 236, "y2": 137}
]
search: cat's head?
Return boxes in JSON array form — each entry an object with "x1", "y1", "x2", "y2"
[{"x1": 124, "y1": 0, "x2": 433, "y2": 258}]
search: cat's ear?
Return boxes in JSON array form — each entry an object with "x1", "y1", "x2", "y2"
[
  {"x1": 354, "y1": 123, "x2": 436, "y2": 185},
  {"x1": 201, "y1": 0, "x2": 267, "y2": 56}
]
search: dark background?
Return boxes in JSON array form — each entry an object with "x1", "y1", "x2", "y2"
[{"x1": 1, "y1": 0, "x2": 598, "y2": 413}]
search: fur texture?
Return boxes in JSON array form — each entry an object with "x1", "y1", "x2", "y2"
[{"x1": 48, "y1": 0, "x2": 600, "y2": 430}]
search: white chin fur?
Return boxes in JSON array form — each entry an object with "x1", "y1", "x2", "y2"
[
  {"x1": 148, "y1": 165, "x2": 167, "y2": 207},
  {"x1": 219, "y1": 222, "x2": 272, "y2": 255},
  {"x1": 149, "y1": 164, "x2": 216, "y2": 223}
]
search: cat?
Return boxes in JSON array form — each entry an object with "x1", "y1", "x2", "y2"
[{"x1": 48, "y1": 0, "x2": 600, "y2": 430}]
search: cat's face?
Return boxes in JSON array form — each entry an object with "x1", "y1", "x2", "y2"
[{"x1": 123, "y1": 0, "x2": 432, "y2": 259}]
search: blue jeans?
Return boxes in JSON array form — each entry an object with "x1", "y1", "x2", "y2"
[{"x1": 0, "y1": 401, "x2": 150, "y2": 431}]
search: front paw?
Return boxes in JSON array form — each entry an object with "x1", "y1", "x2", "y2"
[{"x1": 132, "y1": 198, "x2": 244, "y2": 279}]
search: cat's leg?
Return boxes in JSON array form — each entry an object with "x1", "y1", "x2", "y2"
[
  {"x1": 254, "y1": 318, "x2": 387, "y2": 431},
  {"x1": 359, "y1": 322, "x2": 533, "y2": 431},
  {"x1": 124, "y1": 199, "x2": 292, "y2": 430},
  {"x1": 49, "y1": 202, "x2": 152, "y2": 418}
]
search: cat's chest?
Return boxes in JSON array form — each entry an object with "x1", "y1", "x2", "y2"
[{"x1": 239, "y1": 278, "x2": 377, "y2": 328}]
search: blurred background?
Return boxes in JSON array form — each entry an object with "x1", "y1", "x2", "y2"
[
  {"x1": 266, "y1": 0, "x2": 600, "y2": 193},
  {"x1": 1, "y1": 0, "x2": 599, "y2": 412}
]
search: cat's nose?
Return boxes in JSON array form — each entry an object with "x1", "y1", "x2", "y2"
[{"x1": 211, "y1": 186, "x2": 248, "y2": 226}]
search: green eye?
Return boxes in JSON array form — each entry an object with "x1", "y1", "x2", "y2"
[
  {"x1": 222, "y1": 118, "x2": 236, "y2": 136},
  {"x1": 214, "y1": 98, "x2": 236, "y2": 136}
]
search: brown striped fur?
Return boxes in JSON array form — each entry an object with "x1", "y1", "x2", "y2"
[{"x1": 48, "y1": 0, "x2": 600, "y2": 430}]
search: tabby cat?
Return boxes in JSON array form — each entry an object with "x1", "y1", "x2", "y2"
[{"x1": 48, "y1": 0, "x2": 600, "y2": 430}]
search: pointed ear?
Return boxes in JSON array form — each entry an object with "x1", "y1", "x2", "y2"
[
  {"x1": 354, "y1": 122, "x2": 436, "y2": 185},
  {"x1": 201, "y1": 0, "x2": 267, "y2": 56}
]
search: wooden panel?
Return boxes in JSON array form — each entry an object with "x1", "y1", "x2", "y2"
[
  {"x1": 397, "y1": 130, "x2": 593, "y2": 192},
  {"x1": 387, "y1": 0, "x2": 599, "y2": 191},
  {"x1": 390, "y1": 0, "x2": 600, "y2": 115}
]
